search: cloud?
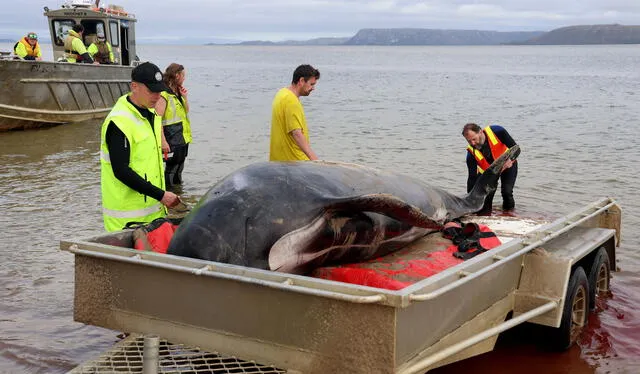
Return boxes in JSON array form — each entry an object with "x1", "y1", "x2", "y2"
[{"x1": 1, "y1": 0, "x2": 639, "y2": 43}]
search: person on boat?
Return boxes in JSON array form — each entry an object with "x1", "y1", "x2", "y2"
[
  {"x1": 87, "y1": 31, "x2": 114, "y2": 64},
  {"x1": 269, "y1": 64, "x2": 320, "y2": 161},
  {"x1": 100, "y1": 62, "x2": 181, "y2": 232},
  {"x1": 14, "y1": 32, "x2": 42, "y2": 61},
  {"x1": 462, "y1": 123, "x2": 519, "y2": 215},
  {"x1": 64, "y1": 24, "x2": 95, "y2": 64},
  {"x1": 154, "y1": 63, "x2": 192, "y2": 189}
]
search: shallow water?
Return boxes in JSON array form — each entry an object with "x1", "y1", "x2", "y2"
[{"x1": 0, "y1": 44, "x2": 639, "y2": 373}]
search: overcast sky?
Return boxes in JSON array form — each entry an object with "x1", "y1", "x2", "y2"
[{"x1": 2, "y1": 0, "x2": 640, "y2": 43}]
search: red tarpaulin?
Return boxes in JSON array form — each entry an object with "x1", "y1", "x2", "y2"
[
  {"x1": 312, "y1": 224, "x2": 500, "y2": 290},
  {"x1": 132, "y1": 218, "x2": 500, "y2": 291}
]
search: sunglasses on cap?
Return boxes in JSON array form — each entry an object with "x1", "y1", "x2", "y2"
[{"x1": 28, "y1": 33, "x2": 38, "y2": 40}]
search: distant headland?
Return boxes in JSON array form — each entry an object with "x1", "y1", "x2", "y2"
[{"x1": 207, "y1": 24, "x2": 640, "y2": 46}]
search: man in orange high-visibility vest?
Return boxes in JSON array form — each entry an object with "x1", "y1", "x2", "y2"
[{"x1": 462, "y1": 123, "x2": 518, "y2": 215}]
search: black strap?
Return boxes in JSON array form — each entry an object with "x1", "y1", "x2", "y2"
[
  {"x1": 441, "y1": 221, "x2": 497, "y2": 260},
  {"x1": 123, "y1": 216, "x2": 182, "y2": 230},
  {"x1": 453, "y1": 248, "x2": 486, "y2": 260}
]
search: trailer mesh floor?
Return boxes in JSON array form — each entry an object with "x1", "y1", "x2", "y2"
[{"x1": 68, "y1": 334, "x2": 287, "y2": 374}]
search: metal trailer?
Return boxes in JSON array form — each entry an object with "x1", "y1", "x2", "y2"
[{"x1": 61, "y1": 197, "x2": 621, "y2": 374}]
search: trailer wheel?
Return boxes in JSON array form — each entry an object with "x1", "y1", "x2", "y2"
[
  {"x1": 549, "y1": 266, "x2": 589, "y2": 351},
  {"x1": 587, "y1": 247, "x2": 611, "y2": 310}
]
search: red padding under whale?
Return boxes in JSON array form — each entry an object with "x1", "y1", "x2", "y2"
[
  {"x1": 311, "y1": 224, "x2": 500, "y2": 290},
  {"x1": 132, "y1": 219, "x2": 500, "y2": 291},
  {"x1": 132, "y1": 218, "x2": 180, "y2": 254}
]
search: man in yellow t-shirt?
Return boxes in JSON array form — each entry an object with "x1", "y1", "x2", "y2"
[{"x1": 269, "y1": 64, "x2": 320, "y2": 161}]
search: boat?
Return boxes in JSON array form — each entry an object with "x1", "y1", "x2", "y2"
[{"x1": 0, "y1": 0, "x2": 139, "y2": 131}]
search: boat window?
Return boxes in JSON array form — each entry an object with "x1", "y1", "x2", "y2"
[
  {"x1": 121, "y1": 20, "x2": 130, "y2": 50},
  {"x1": 96, "y1": 23, "x2": 106, "y2": 38},
  {"x1": 109, "y1": 21, "x2": 119, "y2": 47},
  {"x1": 80, "y1": 20, "x2": 106, "y2": 45},
  {"x1": 52, "y1": 19, "x2": 75, "y2": 46}
]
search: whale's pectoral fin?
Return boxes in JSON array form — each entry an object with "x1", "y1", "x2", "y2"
[
  {"x1": 269, "y1": 209, "x2": 431, "y2": 274},
  {"x1": 327, "y1": 194, "x2": 445, "y2": 229},
  {"x1": 269, "y1": 211, "x2": 377, "y2": 273}
]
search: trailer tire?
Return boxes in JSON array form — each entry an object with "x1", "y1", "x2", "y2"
[
  {"x1": 587, "y1": 247, "x2": 610, "y2": 311},
  {"x1": 549, "y1": 266, "x2": 589, "y2": 351}
]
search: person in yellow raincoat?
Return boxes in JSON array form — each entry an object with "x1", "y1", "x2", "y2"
[
  {"x1": 87, "y1": 31, "x2": 114, "y2": 64},
  {"x1": 14, "y1": 32, "x2": 42, "y2": 61},
  {"x1": 64, "y1": 24, "x2": 95, "y2": 63}
]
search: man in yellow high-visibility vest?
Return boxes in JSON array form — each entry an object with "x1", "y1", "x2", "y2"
[
  {"x1": 64, "y1": 24, "x2": 94, "y2": 63},
  {"x1": 100, "y1": 62, "x2": 181, "y2": 232}
]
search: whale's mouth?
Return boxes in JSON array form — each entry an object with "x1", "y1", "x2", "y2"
[{"x1": 268, "y1": 211, "x2": 433, "y2": 274}]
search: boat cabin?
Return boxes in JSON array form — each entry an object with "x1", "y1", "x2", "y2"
[{"x1": 44, "y1": 0, "x2": 138, "y2": 65}]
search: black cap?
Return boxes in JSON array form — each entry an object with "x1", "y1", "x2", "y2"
[{"x1": 131, "y1": 62, "x2": 168, "y2": 93}]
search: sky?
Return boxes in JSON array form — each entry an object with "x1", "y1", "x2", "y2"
[{"x1": 2, "y1": 0, "x2": 640, "y2": 44}]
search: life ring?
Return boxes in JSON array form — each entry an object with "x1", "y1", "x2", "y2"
[{"x1": 95, "y1": 7, "x2": 128, "y2": 16}]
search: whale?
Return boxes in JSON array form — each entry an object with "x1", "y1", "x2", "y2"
[{"x1": 167, "y1": 145, "x2": 520, "y2": 274}]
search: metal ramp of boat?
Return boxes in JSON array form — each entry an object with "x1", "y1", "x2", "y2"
[
  {"x1": 19, "y1": 77, "x2": 130, "y2": 114},
  {"x1": 67, "y1": 334, "x2": 287, "y2": 374},
  {"x1": 0, "y1": 73, "x2": 131, "y2": 130}
]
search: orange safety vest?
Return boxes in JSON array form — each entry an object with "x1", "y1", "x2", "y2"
[
  {"x1": 17, "y1": 38, "x2": 41, "y2": 57},
  {"x1": 466, "y1": 126, "x2": 509, "y2": 174}
]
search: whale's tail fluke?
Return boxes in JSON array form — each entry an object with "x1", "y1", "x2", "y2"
[{"x1": 467, "y1": 145, "x2": 520, "y2": 210}]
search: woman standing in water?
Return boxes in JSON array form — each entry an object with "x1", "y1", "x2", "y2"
[{"x1": 155, "y1": 63, "x2": 192, "y2": 190}]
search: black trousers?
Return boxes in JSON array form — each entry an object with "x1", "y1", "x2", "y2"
[
  {"x1": 479, "y1": 162, "x2": 518, "y2": 213},
  {"x1": 165, "y1": 144, "x2": 189, "y2": 188}
]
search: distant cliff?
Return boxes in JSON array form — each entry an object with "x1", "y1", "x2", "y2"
[
  {"x1": 344, "y1": 28, "x2": 543, "y2": 45},
  {"x1": 206, "y1": 24, "x2": 640, "y2": 46},
  {"x1": 520, "y1": 24, "x2": 640, "y2": 45}
]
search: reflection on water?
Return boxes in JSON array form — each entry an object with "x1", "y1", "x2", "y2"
[{"x1": 1, "y1": 45, "x2": 640, "y2": 373}]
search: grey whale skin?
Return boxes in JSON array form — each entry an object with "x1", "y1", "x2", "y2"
[{"x1": 167, "y1": 146, "x2": 520, "y2": 274}]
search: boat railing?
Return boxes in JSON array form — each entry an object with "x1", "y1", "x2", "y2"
[{"x1": 0, "y1": 51, "x2": 15, "y2": 61}]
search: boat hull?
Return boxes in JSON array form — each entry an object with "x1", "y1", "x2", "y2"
[{"x1": 0, "y1": 60, "x2": 132, "y2": 131}]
